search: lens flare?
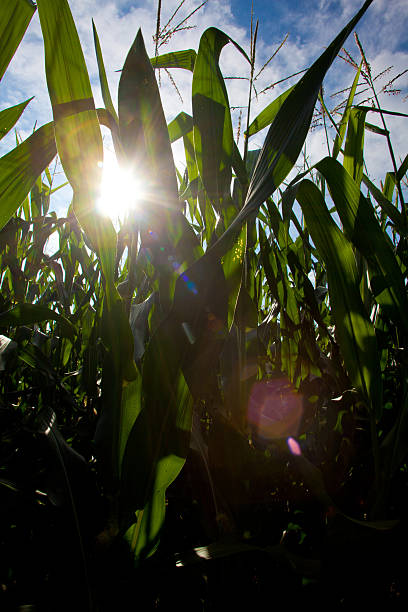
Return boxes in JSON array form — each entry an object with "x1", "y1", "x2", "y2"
[
  {"x1": 97, "y1": 152, "x2": 142, "y2": 220},
  {"x1": 248, "y1": 377, "x2": 303, "y2": 442},
  {"x1": 287, "y1": 436, "x2": 302, "y2": 456}
]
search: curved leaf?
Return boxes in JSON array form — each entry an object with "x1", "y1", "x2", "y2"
[
  {"x1": 207, "y1": 0, "x2": 374, "y2": 260},
  {"x1": 192, "y1": 27, "x2": 249, "y2": 209},
  {"x1": 151, "y1": 48, "x2": 196, "y2": 72},
  {"x1": 168, "y1": 111, "x2": 193, "y2": 143}
]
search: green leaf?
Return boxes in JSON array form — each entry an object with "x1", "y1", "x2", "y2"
[
  {"x1": 192, "y1": 28, "x2": 249, "y2": 209},
  {"x1": 0, "y1": 98, "x2": 33, "y2": 141},
  {"x1": 119, "y1": 29, "x2": 179, "y2": 208},
  {"x1": 343, "y1": 107, "x2": 367, "y2": 188},
  {"x1": 397, "y1": 154, "x2": 408, "y2": 183},
  {"x1": 151, "y1": 49, "x2": 196, "y2": 72},
  {"x1": 0, "y1": 0, "x2": 36, "y2": 81},
  {"x1": 317, "y1": 157, "x2": 408, "y2": 334},
  {"x1": 293, "y1": 179, "x2": 382, "y2": 417},
  {"x1": 120, "y1": 321, "x2": 193, "y2": 560},
  {"x1": 38, "y1": 1, "x2": 138, "y2": 494},
  {"x1": 365, "y1": 122, "x2": 388, "y2": 137},
  {"x1": 167, "y1": 112, "x2": 193, "y2": 143},
  {"x1": 295, "y1": 177, "x2": 382, "y2": 417},
  {"x1": 207, "y1": 0, "x2": 374, "y2": 260},
  {"x1": 37, "y1": 0, "x2": 102, "y2": 194},
  {"x1": 0, "y1": 122, "x2": 57, "y2": 231},
  {"x1": 354, "y1": 106, "x2": 408, "y2": 119},
  {"x1": 92, "y1": 20, "x2": 119, "y2": 124},
  {"x1": 37, "y1": 0, "x2": 119, "y2": 296},
  {"x1": 0, "y1": 303, "x2": 77, "y2": 340},
  {"x1": 332, "y1": 62, "x2": 362, "y2": 159},
  {"x1": 362, "y1": 173, "x2": 404, "y2": 232},
  {"x1": 38, "y1": 0, "x2": 123, "y2": 309},
  {"x1": 245, "y1": 85, "x2": 295, "y2": 138}
]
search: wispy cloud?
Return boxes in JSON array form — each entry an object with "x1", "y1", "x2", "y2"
[{"x1": 0, "y1": 0, "x2": 406, "y2": 205}]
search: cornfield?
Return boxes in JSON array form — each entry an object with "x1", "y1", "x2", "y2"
[{"x1": 1, "y1": 0, "x2": 407, "y2": 609}]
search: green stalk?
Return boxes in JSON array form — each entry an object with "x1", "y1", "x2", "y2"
[{"x1": 243, "y1": 9, "x2": 258, "y2": 168}]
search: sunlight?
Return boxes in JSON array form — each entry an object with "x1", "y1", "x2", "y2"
[{"x1": 97, "y1": 150, "x2": 142, "y2": 220}]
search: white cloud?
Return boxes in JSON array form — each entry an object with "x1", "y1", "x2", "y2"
[{"x1": 0, "y1": 0, "x2": 406, "y2": 213}]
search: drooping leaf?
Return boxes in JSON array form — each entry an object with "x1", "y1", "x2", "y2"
[
  {"x1": 354, "y1": 106, "x2": 408, "y2": 119},
  {"x1": 0, "y1": 0, "x2": 36, "y2": 81},
  {"x1": 167, "y1": 112, "x2": 193, "y2": 143},
  {"x1": 151, "y1": 49, "x2": 196, "y2": 72},
  {"x1": 207, "y1": 0, "x2": 374, "y2": 260},
  {"x1": 192, "y1": 28, "x2": 249, "y2": 209},
  {"x1": 0, "y1": 122, "x2": 56, "y2": 231}
]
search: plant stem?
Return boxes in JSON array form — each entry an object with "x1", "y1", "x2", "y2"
[{"x1": 243, "y1": 10, "x2": 258, "y2": 167}]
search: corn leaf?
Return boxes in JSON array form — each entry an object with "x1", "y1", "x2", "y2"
[
  {"x1": 365, "y1": 122, "x2": 388, "y2": 136},
  {"x1": 316, "y1": 157, "x2": 408, "y2": 333},
  {"x1": 119, "y1": 29, "x2": 179, "y2": 207},
  {"x1": 207, "y1": 0, "x2": 374, "y2": 260},
  {"x1": 343, "y1": 107, "x2": 367, "y2": 189},
  {"x1": 151, "y1": 49, "x2": 196, "y2": 72},
  {"x1": 92, "y1": 20, "x2": 119, "y2": 124},
  {"x1": 0, "y1": 122, "x2": 56, "y2": 231},
  {"x1": 0, "y1": 0, "x2": 36, "y2": 81},
  {"x1": 168, "y1": 112, "x2": 193, "y2": 143},
  {"x1": 293, "y1": 178, "x2": 382, "y2": 418},
  {"x1": 0, "y1": 303, "x2": 76, "y2": 340},
  {"x1": 362, "y1": 173, "x2": 404, "y2": 232},
  {"x1": 192, "y1": 27, "x2": 249, "y2": 209},
  {"x1": 332, "y1": 62, "x2": 362, "y2": 159},
  {"x1": 37, "y1": 0, "x2": 110, "y2": 264},
  {"x1": 120, "y1": 323, "x2": 193, "y2": 560},
  {"x1": 245, "y1": 85, "x2": 295, "y2": 138},
  {"x1": 0, "y1": 98, "x2": 33, "y2": 141},
  {"x1": 38, "y1": 1, "x2": 137, "y2": 493}
]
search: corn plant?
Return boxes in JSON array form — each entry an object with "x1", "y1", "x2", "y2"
[{"x1": 1, "y1": 0, "x2": 408, "y2": 608}]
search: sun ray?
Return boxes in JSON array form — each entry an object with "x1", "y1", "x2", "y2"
[{"x1": 97, "y1": 150, "x2": 142, "y2": 220}]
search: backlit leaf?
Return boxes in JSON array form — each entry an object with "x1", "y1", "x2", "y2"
[
  {"x1": 0, "y1": 0, "x2": 36, "y2": 81},
  {"x1": 0, "y1": 122, "x2": 56, "y2": 231},
  {"x1": 0, "y1": 98, "x2": 33, "y2": 141}
]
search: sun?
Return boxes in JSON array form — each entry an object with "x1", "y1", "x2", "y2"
[{"x1": 97, "y1": 150, "x2": 142, "y2": 220}]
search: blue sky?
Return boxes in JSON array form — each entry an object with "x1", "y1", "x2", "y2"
[{"x1": 1, "y1": 0, "x2": 407, "y2": 213}]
